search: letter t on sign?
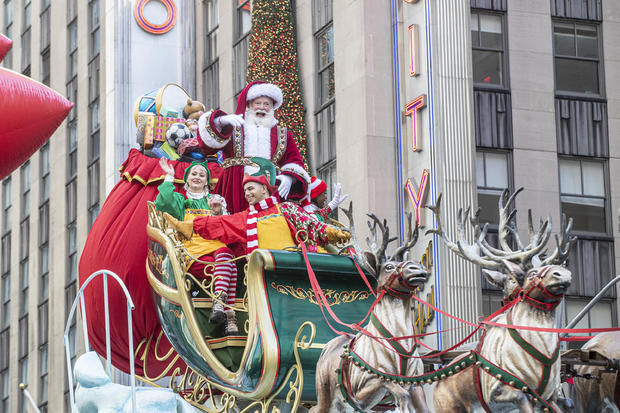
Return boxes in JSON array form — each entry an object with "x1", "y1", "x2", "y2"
[
  {"x1": 405, "y1": 94, "x2": 426, "y2": 152},
  {"x1": 405, "y1": 169, "x2": 429, "y2": 227}
]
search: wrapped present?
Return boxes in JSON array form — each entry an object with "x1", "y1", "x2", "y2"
[
  {"x1": 177, "y1": 137, "x2": 201, "y2": 155},
  {"x1": 161, "y1": 141, "x2": 180, "y2": 160},
  {"x1": 137, "y1": 113, "x2": 186, "y2": 149}
]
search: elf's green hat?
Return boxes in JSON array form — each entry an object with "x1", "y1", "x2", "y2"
[
  {"x1": 242, "y1": 157, "x2": 277, "y2": 193},
  {"x1": 183, "y1": 161, "x2": 210, "y2": 184}
]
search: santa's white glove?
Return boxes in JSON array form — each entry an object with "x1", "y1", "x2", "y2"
[
  {"x1": 277, "y1": 174, "x2": 293, "y2": 199},
  {"x1": 216, "y1": 114, "x2": 244, "y2": 129},
  {"x1": 328, "y1": 183, "x2": 348, "y2": 211}
]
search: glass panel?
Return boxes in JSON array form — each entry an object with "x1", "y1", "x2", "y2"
[
  {"x1": 476, "y1": 152, "x2": 485, "y2": 187},
  {"x1": 484, "y1": 153, "x2": 508, "y2": 189},
  {"x1": 479, "y1": 14, "x2": 502, "y2": 49},
  {"x1": 576, "y1": 24, "x2": 598, "y2": 59},
  {"x1": 68, "y1": 253, "x2": 77, "y2": 282},
  {"x1": 318, "y1": 26, "x2": 334, "y2": 68},
  {"x1": 553, "y1": 22, "x2": 575, "y2": 56},
  {"x1": 319, "y1": 65, "x2": 335, "y2": 105},
  {"x1": 582, "y1": 161, "x2": 604, "y2": 197},
  {"x1": 207, "y1": 0, "x2": 218, "y2": 29},
  {"x1": 565, "y1": 300, "x2": 588, "y2": 331},
  {"x1": 470, "y1": 12, "x2": 479, "y2": 47},
  {"x1": 237, "y1": 0, "x2": 251, "y2": 38},
  {"x1": 4, "y1": 1, "x2": 13, "y2": 26},
  {"x1": 590, "y1": 302, "x2": 612, "y2": 328},
  {"x1": 472, "y1": 50, "x2": 502, "y2": 85},
  {"x1": 478, "y1": 191, "x2": 501, "y2": 225},
  {"x1": 555, "y1": 58, "x2": 599, "y2": 95},
  {"x1": 559, "y1": 159, "x2": 582, "y2": 194},
  {"x1": 561, "y1": 196, "x2": 605, "y2": 233}
]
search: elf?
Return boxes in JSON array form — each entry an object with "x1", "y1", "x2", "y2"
[
  {"x1": 154, "y1": 158, "x2": 239, "y2": 335},
  {"x1": 303, "y1": 176, "x2": 348, "y2": 223}
]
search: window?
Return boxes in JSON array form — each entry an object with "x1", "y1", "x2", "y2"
[
  {"x1": 40, "y1": 0, "x2": 50, "y2": 51},
  {"x1": 89, "y1": 0, "x2": 100, "y2": 58},
  {"x1": 471, "y1": 11, "x2": 505, "y2": 87},
  {"x1": 0, "y1": 365, "x2": 8, "y2": 413},
  {"x1": 18, "y1": 356, "x2": 27, "y2": 413},
  {"x1": 3, "y1": 0, "x2": 13, "y2": 67},
  {"x1": 67, "y1": 0, "x2": 77, "y2": 21},
  {"x1": 39, "y1": 342, "x2": 48, "y2": 408},
  {"x1": 558, "y1": 158, "x2": 607, "y2": 234},
  {"x1": 1, "y1": 235, "x2": 9, "y2": 328},
  {"x1": 88, "y1": 98, "x2": 100, "y2": 228},
  {"x1": 66, "y1": 180, "x2": 77, "y2": 284},
  {"x1": 19, "y1": 222, "x2": 29, "y2": 316},
  {"x1": 553, "y1": 21, "x2": 601, "y2": 96},
  {"x1": 20, "y1": 162, "x2": 30, "y2": 219},
  {"x1": 68, "y1": 19, "x2": 78, "y2": 80},
  {"x1": 235, "y1": 0, "x2": 251, "y2": 40},
  {"x1": 316, "y1": 25, "x2": 334, "y2": 106},
  {"x1": 40, "y1": 144, "x2": 49, "y2": 203},
  {"x1": 2, "y1": 178, "x2": 10, "y2": 231},
  {"x1": 205, "y1": 0, "x2": 218, "y2": 64},
  {"x1": 203, "y1": 0, "x2": 219, "y2": 109},
  {"x1": 233, "y1": 0, "x2": 251, "y2": 95},
  {"x1": 314, "y1": 0, "x2": 336, "y2": 188},
  {"x1": 0, "y1": 328, "x2": 8, "y2": 412},
  {"x1": 21, "y1": 0, "x2": 31, "y2": 73},
  {"x1": 476, "y1": 150, "x2": 510, "y2": 225}
]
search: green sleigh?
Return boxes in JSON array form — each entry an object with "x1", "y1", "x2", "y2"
[{"x1": 145, "y1": 202, "x2": 375, "y2": 408}]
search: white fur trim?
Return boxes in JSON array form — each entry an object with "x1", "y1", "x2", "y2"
[
  {"x1": 246, "y1": 83, "x2": 283, "y2": 110},
  {"x1": 280, "y1": 163, "x2": 310, "y2": 183},
  {"x1": 243, "y1": 120, "x2": 273, "y2": 175},
  {"x1": 198, "y1": 111, "x2": 229, "y2": 149}
]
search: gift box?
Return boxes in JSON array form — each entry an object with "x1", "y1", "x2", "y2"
[
  {"x1": 136, "y1": 113, "x2": 186, "y2": 149},
  {"x1": 177, "y1": 137, "x2": 201, "y2": 155}
]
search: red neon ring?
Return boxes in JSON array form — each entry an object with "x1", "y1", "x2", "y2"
[{"x1": 134, "y1": 0, "x2": 177, "y2": 34}]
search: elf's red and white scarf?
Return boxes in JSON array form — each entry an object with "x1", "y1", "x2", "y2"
[{"x1": 246, "y1": 195, "x2": 279, "y2": 254}]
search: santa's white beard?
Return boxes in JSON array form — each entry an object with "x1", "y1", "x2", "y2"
[
  {"x1": 243, "y1": 108, "x2": 278, "y2": 175},
  {"x1": 245, "y1": 108, "x2": 276, "y2": 128}
]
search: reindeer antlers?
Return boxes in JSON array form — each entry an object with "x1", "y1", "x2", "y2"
[
  {"x1": 393, "y1": 212, "x2": 419, "y2": 261},
  {"x1": 426, "y1": 189, "x2": 570, "y2": 270},
  {"x1": 365, "y1": 214, "x2": 397, "y2": 264}
]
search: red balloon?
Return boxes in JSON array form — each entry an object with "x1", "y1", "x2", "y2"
[
  {"x1": 0, "y1": 68, "x2": 73, "y2": 180},
  {"x1": 0, "y1": 34, "x2": 11, "y2": 63}
]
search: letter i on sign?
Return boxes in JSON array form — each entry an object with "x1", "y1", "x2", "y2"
[{"x1": 405, "y1": 169, "x2": 429, "y2": 227}]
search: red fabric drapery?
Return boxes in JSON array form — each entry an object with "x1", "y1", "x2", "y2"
[{"x1": 79, "y1": 149, "x2": 222, "y2": 375}]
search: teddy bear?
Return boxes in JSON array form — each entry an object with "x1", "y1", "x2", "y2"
[{"x1": 183, "y1": 99, "x2": 205, "y2": 135}]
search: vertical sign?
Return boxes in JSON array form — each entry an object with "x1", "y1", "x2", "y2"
[{"x1": 405, "y1": 94, "x2": 426, "y2": 152}]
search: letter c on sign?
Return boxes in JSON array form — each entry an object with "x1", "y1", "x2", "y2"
[{"x1": 134, "y1": 0, "x2": 177, "y2": 35}]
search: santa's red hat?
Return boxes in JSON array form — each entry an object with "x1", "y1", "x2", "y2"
[
  {"x1": 309, "y1": 176, "x2": 327, "y2": 200},
  {"x1": 235, "y1": 81, "x2": 283, "y2": 115}
]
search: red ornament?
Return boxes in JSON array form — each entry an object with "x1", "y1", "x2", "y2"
[
  {"x1": 0, "y1": 68, "x2": 73, "y2": 180},
  {"x1": 0, "y1": 34, "x2": 12, "y2": 63}
]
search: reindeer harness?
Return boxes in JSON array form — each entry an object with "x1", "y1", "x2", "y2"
[{"x1": 337, "y1": 265, "x2": 563, "y2": 413}]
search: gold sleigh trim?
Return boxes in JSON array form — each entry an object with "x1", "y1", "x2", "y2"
[{"x1": 270, "y1": 282, "x2": 371, "y2": 306}]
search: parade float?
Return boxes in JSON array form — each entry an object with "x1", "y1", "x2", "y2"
[{"x1": 66, "y1": 1, "x2": 620, "y2": 412}]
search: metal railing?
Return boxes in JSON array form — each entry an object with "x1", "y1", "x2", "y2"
[{"x1": 63, "y1": 269, "x2": 136, "y2": 413}]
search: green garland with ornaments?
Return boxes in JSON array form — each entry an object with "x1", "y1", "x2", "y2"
[{"x1": 247, "y1": 0, "x2": 309, "y2": 168}]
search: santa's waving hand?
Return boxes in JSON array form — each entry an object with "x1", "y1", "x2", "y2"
[{"x1": 196, "y1": 81, "x2": 309, "y2": 213}]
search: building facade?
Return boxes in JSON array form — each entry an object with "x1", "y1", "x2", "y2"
[{"x1": 0, "y1": 0, "x2": 619, "y2": 411}]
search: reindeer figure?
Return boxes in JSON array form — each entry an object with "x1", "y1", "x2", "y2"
[
  {"x1": 310, "y1": 205, "x2": 431, "y2": 413},
  {"x1": 429, "y1": 189, "x2": 576, "y2": 413}
]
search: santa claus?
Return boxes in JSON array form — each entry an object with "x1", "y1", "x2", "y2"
[{"x1": 197, "y1": 81, "x2": 309, "y2": 213}]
